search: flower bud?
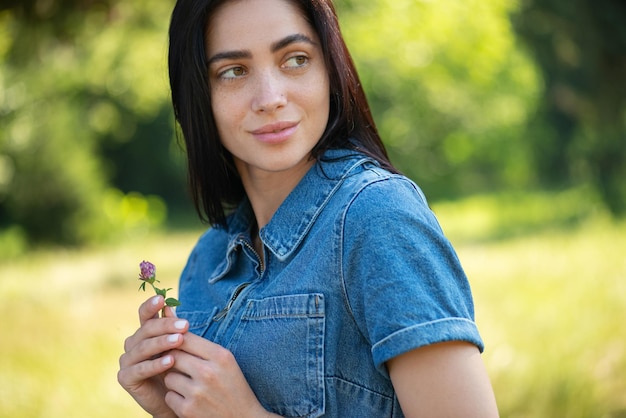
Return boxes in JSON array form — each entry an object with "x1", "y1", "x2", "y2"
[{"x1": 139, "y1": 260, "x2": 156, "y2": 283}]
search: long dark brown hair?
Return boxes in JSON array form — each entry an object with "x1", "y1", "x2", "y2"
[{"x1": 169, "y1": 0, "x2": 397, "y2": 226}]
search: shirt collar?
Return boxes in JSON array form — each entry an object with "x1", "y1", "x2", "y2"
[{"x1": 224, "y1": 148, "x2": 374, "y2": 261}]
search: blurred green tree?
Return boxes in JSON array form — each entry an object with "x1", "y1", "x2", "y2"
[
  {"x1": 2, "y1": 0, "x2": 623, "y2": 252},
  {"x1": 0, "y1": 0, "x2": 543, "y2": 249},
  {"x1": 512, "y1": 0, "x2": 626, "y2": 215},
  {"x1": 337, "y1": 0, "x2": 540, "y2": 200},
  {"x1": 0, "y1": 0, "x2": 185, "y2": 250}
]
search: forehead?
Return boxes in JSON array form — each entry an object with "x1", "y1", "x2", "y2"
[{"x1": 205, "y1": 0, "x2": 315, "y2": 53}]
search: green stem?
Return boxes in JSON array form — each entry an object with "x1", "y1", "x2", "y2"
[{"x1": 149, "y1": 282, "x2": 167, "y2": 317}]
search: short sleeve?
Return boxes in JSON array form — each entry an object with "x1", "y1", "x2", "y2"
[{"x1": 340, "y1": 176, "x2": 484, "y2": 376}]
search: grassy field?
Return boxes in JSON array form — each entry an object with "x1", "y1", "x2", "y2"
[{"x1": 1, "y1": 191, "x2": 625, "y2": 417}]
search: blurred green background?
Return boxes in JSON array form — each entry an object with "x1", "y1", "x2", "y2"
[{"x1": 0, "y1": 0, "x2": 625, "y2": 416}]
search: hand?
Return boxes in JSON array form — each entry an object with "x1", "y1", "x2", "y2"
[
  {"x1": 162, "y1": 333, "x2": 274, "y2": 418},
  {"x1": 118, "y1": 295, "x2": 189, "y2": 418}
]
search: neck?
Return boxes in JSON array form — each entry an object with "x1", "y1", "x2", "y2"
[{"x1": 237, "y1": 160, "x2": 315, "y2": 230}]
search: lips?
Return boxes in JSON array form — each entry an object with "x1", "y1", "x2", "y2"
[{"x1": 251, "y1": 121, "x2": 299, "y2": 144}]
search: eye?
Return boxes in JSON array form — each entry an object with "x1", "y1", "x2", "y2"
[
  {"x1": 283, "y1": 55, "x2": 309, "y2": 69},
  {"x1": 219, "y1": 66, "x2": 247, "y2": 79}
]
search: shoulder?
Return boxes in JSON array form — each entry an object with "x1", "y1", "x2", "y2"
[
  {"x1": 339, "y1": 165, "x2": 442, "y2": 233},
  {"x1": 183, "y1": 223, "x2": 231, "y2": 274},
  {"x1": 193, "y1": 224, "x2": 228, "y2": 250},
  {"x1": 338, "y1": 168, "x2": 456, "y2": 284}
]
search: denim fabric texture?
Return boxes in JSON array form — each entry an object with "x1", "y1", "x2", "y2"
[{"x1": 177, "y1": 148, "x2": 484, "y2": 418}]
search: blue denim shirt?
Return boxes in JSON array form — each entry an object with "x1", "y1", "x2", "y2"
[{"x1": 177, "y1": 148, "x2": 484, "y2": 418}]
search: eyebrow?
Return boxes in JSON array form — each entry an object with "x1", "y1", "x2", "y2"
[
  {"x1": 271, "y1": 33, "x2": 317, "y2": 53},
  {"x1": 207, "y1": 33, "x2": 317, "y2": 67}
]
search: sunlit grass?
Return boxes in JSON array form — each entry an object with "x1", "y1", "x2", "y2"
[
  {"x1": 461, "y1": 217, "x2": 626, "y2": 417},
  {"x1": 1, "y1": 191, "x2": 625, "y2": 417},
  {"x1": 0, "y1": 232, "x2": 198, "y2": 418},
  {"x1": 435, "y1": 191, "x2": 626, "y2": 418}
]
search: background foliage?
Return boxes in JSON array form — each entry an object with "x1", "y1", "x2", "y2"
[
  {"x1": 338, "y1": 0, "x2": 539, "y2": 200},
  {"x1": 0, "y1": 194, "x2": 624, "y2": 417},
  {"x1": 0, "y1": 0, "x2": 625, "y2": 417},
  {"x1": 1, "y1": 0, "x2": 624, "y2": 254},
  {"x1": 512, "y1": 0, "x2": 626, "y2": 215},
  {"x1": 0, "y1": 0, "x2": 185, "y2": 253}
]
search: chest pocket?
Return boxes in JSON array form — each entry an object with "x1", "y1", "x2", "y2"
[
  {"x1": 228, "y1": 293, "x2": 325, "y2": 418},
  {"x1": 177, "y1": 307, "x2": 219, "y2": 339}
]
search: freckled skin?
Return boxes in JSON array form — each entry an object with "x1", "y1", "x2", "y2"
[{"x1": 206, "y1": 0, "x2": 330, "y2": 185}]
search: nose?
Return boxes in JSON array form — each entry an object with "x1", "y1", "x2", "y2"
[{"x1": 251, "y1": 70, "x2": 287, "y2": 113}]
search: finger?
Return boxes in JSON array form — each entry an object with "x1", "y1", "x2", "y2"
[
  {"x1": 121, "y1": 333, "x2": 182, "y2": 367},
  {"x1": 162, "y1": 305, "x2": 177, "y2": 319},
  {"x1": 139, "y1": 295, "x2": 165, "y2": 325},
  {"x1": 118, "y1": 353, "x2": 176, "y2": 389},
  {"x1": 170, "y1": 341, "x2": 237, "y2": 383},
  {"x1": 179, "y1": 331, "x2": 223, "y2": 360},
  {"x1": 163, "y1": 368, "x2": 193, "y2": 391},
  {"x1": 168, "y1": 349, "x2": 209, "y2": 378},
  {"x1": 164, "y1": 387, "x2": 187, "y2": 417},
  {"x1": 122, "y1": 327, "x2": 188, "y2": 367},
  {"x1": 123, "y1": 315, "x2": 188, "y2": 355}
]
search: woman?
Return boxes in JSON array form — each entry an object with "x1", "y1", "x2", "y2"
[{"x1": 118, "y1": 0, "x2": 499, "y2": 417}]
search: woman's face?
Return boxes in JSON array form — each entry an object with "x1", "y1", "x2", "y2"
[{"x1": 206, "y1": 0, "x2": 330, "y2": 182}]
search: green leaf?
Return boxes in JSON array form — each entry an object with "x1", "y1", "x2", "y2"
[
  {"x1": 154, "y1": 287, "x2": 167, "y2": 297},
  {"x1": 165, "y1": 298, "x2": 181, "y2": 307},
  {"x1": 138, "y1": 282, "x2": 146, "y2": 292}
]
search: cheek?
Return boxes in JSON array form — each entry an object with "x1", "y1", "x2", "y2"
[
  {"x1": 309, "y1": 77, "x2": 330, "y2": 122},
  {"x1": 315, "y1": 71, "x2": 330, "y2": 106},
  {"x1": 211, "y1": 92, "x2": 242, "y2": 134}
]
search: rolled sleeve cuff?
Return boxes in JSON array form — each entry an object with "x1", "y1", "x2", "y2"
[{"x1": 372, "y1": 318, "x2": 485, "y2": 376}]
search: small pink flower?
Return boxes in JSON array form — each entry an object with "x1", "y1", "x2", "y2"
[
  {"x1": 137, "y1": 260, "x2": 180, "y2": 313},
  {"x1": 139, "y1": 260, "x2": 156, "y2": 282}
]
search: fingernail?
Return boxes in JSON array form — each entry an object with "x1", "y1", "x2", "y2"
[
  {"x1": 174, "y1": 320, "x2": 187, "y2": 330},
  {"x1": 151, "y1": 296, "x2": 161, "y2": 306},
  {"x1": 161, "y1": 355, "x2": 172, "y2": 366},
  {"x1": 167, "y1": 334, "x2": 179, "y2": 343}
]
